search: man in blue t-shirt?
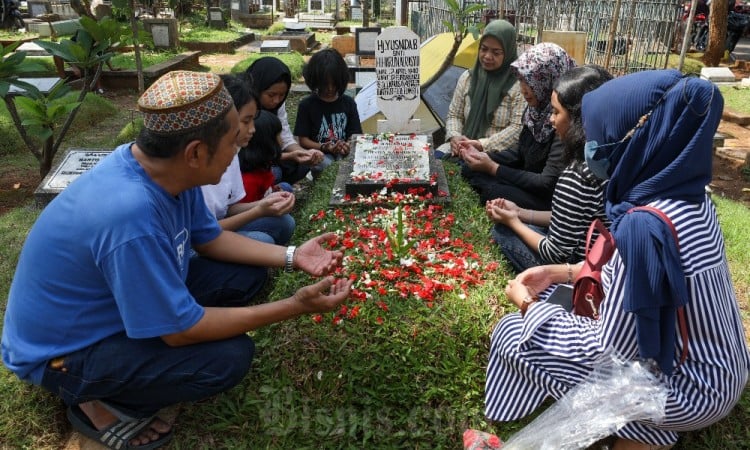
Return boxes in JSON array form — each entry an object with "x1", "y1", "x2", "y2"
[{"x1": 1, "y1": 71, "x2": 352, "y2": 450}]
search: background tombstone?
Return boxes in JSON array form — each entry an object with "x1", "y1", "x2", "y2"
[
  {"x1": 34, "y1": 149, "x2": 111, "y2": 206},
  {"x1": 142, "y1": 18, "x2": 180, "y2": 49},
  {"x1": 260, "y1": 40, "x2": 291, "y2": 53},
  {"x1": 208, "y1": 7, "x2": 227, "y2": 28},
  {"x1": 375, "y1": 26, "x2": 421, "y2": 133},
  {"x1": 308, "y1": 0, "x2": 324, "y2": 13},
  {"x1": 28, "y1": 0, "x2": 52, "y2": 17}
]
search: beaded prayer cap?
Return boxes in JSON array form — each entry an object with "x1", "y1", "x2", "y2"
[{"x1": 137, "y1": 71, "x2": 233, "y2": 134}]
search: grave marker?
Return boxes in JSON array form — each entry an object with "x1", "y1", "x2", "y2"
[
  {"x1": 375, "y1": 26, "x2": 421, "y2": 133},
  {"x1": 208, "y1": 7, "x2": 227, "y2": 29},
  {"x1": 35, "y1": 149, "x2": 111, "y2": 206},
  {"x1": 28, "y1": 0, "x2": 51, "y2": 17},
  {"x1": 260, "y1": 40, "x2": 291, "y2": 53},
  {"x1": 700, "y1": 67, "x2": 736, "y2": 83},
  {"x1": 308, "y1": 0, "x2": 324, "y2": 13},
  {"x1": 143, "y1": 18, "x2": 179, "y2": 49}
]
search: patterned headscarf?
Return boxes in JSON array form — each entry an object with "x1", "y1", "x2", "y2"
[
  {"x1": 511, "y1": 43, "x2": 576, "y2": 143},
  {"x1": 582, "y1": 69, "x2": 723, "y2": 375},
  {"x1": 464, "y1": 20, "x2": 518, "y2": 139}
]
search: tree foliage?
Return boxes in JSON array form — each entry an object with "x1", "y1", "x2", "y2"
[
  {"x1": 421, "y1": 0, "x2": 485, "y2": 91},
  {"x1": 0, "y1": 17, "x2": 127, "y2": 177}
]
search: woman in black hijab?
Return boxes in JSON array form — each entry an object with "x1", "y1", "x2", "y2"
[{"x1": 246, "y1": 57, "x2": 324, "y2": 184}]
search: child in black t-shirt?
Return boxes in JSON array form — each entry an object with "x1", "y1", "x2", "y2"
[{"x1": 294, "y1": 48, "x2": 363, "y2": 175}]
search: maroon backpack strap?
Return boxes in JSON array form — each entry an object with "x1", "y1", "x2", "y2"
[{"x1": 628, "y1": 206, "x2": 689, "y2": 366}]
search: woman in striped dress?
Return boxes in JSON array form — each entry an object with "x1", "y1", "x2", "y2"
[
  {"x1": 485, "y1": 70, "x2": 750, "y2": 449},
  {"x1": 487, "y1": 65, "x2": 612, "y2": 273}
]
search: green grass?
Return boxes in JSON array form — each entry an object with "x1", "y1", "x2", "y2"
[
  {"x1": 230, "y1": 53, "x2": 306, "y2": 82},
  {"x1": 180, "y1": 18, "x2": 253, "y2": 43},
  {"x1": 0, "y1": 29, "x2": 39, "y2": 40},
  {"x1": 720, "y1": 85, "x2": 750, "y2": 115},
  {"x1": 666, "y1": 52, "x2": 706, "y2": 76},
  {"x1": 109, "y1": 50, "x2": 184, "y2": 70},
  {"x1": 0, "y1": 91, "x2": 119, "y2": 157},
  {"x1": 0, "y1": 96, "x2": 748, "y2": 447}
]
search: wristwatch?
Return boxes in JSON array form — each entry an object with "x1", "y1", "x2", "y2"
[
  {"x1": 285, "y1": 246, "x2": 296, "y2": 273},
  {"x1": 519, "y1": 295, "x2": 537, "y2": 315}
]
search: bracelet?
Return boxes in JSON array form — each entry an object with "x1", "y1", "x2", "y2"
[
  {"x1": 519, "y1": 295, "x2": 537, "y2": 316},
  {"x1": 284, "y1": 245, "x2": 297, "y2": 273},
  {"x1": 566, "y1": 263, "x2": 573, "y2": 284}
]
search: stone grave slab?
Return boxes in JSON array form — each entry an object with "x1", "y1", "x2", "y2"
[
  {"x1": 330, "y1": 134, "x2": 450, "y2": 205},
  {"x1": 27, "y1": 18, "x2": 80, "y2": 37},
  {"x1": 15, "y1": 42, "x2": 50, "y2": 57},
  {"x1": 8, "y1": 77, "x2": 62, "y2": 96},
  {"x1": 375, "y1": 27, "x2": 420, "y2": 133},
  {"x1": 700, "y1": 67, "x2": 736, "y2": 83},
  {"x1": 35, "y1": 149, "x2": 111, "y2": 206},
  {"x1": 261, "y1": 40, "x2": 291, "y2": 53}
]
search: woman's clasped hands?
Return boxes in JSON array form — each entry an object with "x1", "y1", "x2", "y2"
[{"x1": 485, "y1": 198, "x2": 521, "y2": 225}]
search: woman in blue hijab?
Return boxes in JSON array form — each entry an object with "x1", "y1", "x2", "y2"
[{"x1": 485, "y1": 70, "x2": 749, "y2": 449}]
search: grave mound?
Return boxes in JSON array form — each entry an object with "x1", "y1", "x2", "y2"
[{"x1": 344, "y1": 133, "x2": 437, "y2": 197}]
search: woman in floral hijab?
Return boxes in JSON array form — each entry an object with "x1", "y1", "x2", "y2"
[{"x1": 461, "y1": 43, "x2": 576, "y2": 209}]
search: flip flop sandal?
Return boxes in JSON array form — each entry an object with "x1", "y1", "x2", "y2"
[{"x1": 67, "y1": 404, "x2": 173, "y2": 450}]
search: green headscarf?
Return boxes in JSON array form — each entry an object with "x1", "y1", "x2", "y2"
[{"x1": 464, "y1": 20, "x2": 518, "y2": 139}]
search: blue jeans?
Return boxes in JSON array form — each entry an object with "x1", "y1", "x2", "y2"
[
  {"x1": 237, "y1": 214, "x2": 295, "y2": 245},
  {"x1": 273, "y1": 162, "x2": 310, "y2": 185},
  {"x1": 39, "y1": 257, "x2": 266, "y2": 417},
  {"x1": 492, "y1": 223, "x2": 548, "y2": 273},
  {"x1": 310, "y1": 153, "x2": 337, "y2": 177}
]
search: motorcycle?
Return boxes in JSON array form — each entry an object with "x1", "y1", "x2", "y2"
[
  {"x1": 726, "y1": 10, "x2": 750, "y2": 52},
  {"x1": 692, "y1": 12, "x2": 709, "y2": 51},
  {"x1": 0, "y1": 0, "x2": 25, "y2": 31},
  {"x1": 682, "y1": 1, "x2": 749, "y2": 53}
]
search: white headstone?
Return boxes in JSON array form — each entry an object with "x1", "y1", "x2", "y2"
[
  {"x1": 35, "y1": 149, "x2": 111, "y2": 205},
  {"x1": 261, "y1": 40, "x2": 291, "y2": 53},
  {"x1": 700, "y1": 67, "x2": 736, "y2": 83},
  {"x1": 375, "y1": 27, "x2": 420, "y2": 133},
  {"x1": 28, "y1": 0, "x2": 51, "y2": 17},
  {"x1": 41, "y1": 150, "x2": 110, "y2": 190},
  {"x1": 151, "y1": 24, "x2": 170, "y2": 48}
]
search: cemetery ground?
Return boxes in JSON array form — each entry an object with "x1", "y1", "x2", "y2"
[{"x1": 0, "y1": 52, "x2": 749, "y2": 448}]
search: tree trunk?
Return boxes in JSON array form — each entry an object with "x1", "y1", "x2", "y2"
[
  {"x1": 703, "y1": 0, "x2": 728, "y2": 66},
  {"x1": 129, "y1": 0, "x2": 144, "y2": 92},
  {"x1": 40, "y1": 136, "x2": 55, "y2": 179},
  {"x1": 3, "y1": 97, "x2": 42, "y2": 162},
  {"x1": 69, "y1": 0, "x2": 95, "y2": 19}
]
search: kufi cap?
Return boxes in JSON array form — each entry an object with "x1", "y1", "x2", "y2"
[{"x1": 138, "y1": 71, "x2": 233, "y2": 134}]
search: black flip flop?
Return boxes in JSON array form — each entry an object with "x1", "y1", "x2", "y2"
[{"x1": 66, "y1": 404, "x2": 173, "y2": 450}]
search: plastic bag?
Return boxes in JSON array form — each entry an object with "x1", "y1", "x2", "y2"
[{"x1": 502, "y1": 351, "x2": 668, "y2": 450}]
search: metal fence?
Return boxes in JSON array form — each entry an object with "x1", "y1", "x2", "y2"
[{"x1": 410, "y1": 0, "x2": 683, "y2": 74}]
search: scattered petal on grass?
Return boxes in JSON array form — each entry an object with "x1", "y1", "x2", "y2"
[{"x1": 312, "y1": 192, "x2": 498, "y2": 326}]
